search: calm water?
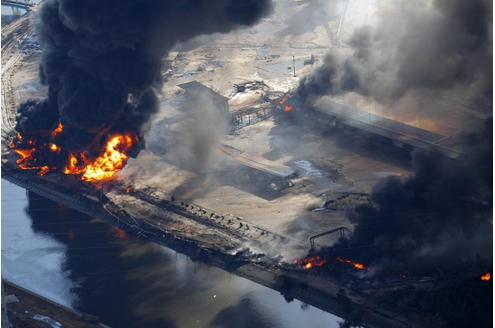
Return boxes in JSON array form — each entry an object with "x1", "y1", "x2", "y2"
[{"x1": 1, "y1": 179, "x2": 343, "y2": 328}]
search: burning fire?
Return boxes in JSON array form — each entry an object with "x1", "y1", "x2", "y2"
[
  {"x1": 293, "y1": 255, "x2": 367, "y2": 271},
  {"x1": 50, "y1": 122, "x2": 63, "y2": 138},
  {"x1": 10, "y1": 123, "x2": 66, "y2": 176},
  {"x1": 293, "y1": 256, "x2": 327, "y2": 270},
  {"x1": 335, "y1": 257, "x2": 366, "y2": 270},
  {"x1": 481, "y1": 273, "x2": 491, "y2": 281},
  {"x1": 50, "y1": 143, "x2": 61, "y2": 152},
  {"x1": 64, "y1": 134, "x2": 136, "y2": 182},
  {"x1": 9, "y1": 145, "x2": 54, "y2": 177},
  {"x1": 279, "y1": 97, "x2": 294, "y2": 112},
  {"x1": 10, "y1": 123, "x2": 137, "y2": 182}
]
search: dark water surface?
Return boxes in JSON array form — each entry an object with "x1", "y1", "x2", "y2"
[{"x1": 2, "y1": 179, "x2": 342, "y2": 328}]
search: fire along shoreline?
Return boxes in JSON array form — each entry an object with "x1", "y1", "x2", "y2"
[{"x1": 2, "y1": 168, "x2": 427, "y2": 328}]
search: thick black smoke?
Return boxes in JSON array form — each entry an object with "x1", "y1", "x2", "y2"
[
  {"x1": 295, "y1": 0, "x2": 493, "y2": 272},
  {"x1": 333, "y1": 119, "x2": 492, "y2": 272},
  {"x1": 15, "y1": 0, "x2": 273, "y2": 159},
  {"x1": 296, "y1": 0, "x2": 492, "y2": 106}
]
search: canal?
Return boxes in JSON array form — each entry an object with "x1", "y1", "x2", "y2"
[{"x1": 2, "y1": 179, "x2": 343, "y2": 328}]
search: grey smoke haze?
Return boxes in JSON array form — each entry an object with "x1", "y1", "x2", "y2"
[
  {"x1": 277, "y1": 0, "x2": 342, "y2": 37},
  {"x1": 296, "y1": 0, "x2": 493, "y2": 273},
  {"x1": 15, "y1": 0, "x2": 272, "y2": 165},
  {"x1": 333, "y1": 119, "x2": 492, "y2": 272},
  {"x1": 297, "y1": 0, "x2": 492, "y2": 106},
  {"x1": 147, "y1": 92, "x2": 228, "y2": 173}
]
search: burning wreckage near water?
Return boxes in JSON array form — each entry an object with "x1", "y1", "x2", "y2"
[
  {"x1": 3, "y1": 0, "x2": 493, "y2": 327},
  {"x1": 273, "y1": 0, "x2": 493, "y2": 326},
  {"x1": 9, "y1": 0, "x2": 274, "y2": 182}
]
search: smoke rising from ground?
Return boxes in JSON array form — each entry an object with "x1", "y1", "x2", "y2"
[
  {"x1": 147, "y1": 91, "x2": 228, "y2": 173},
  {"x1": 297, "y1": 0, "x2": 492, "y2": 106},
  {"x1": 16, "y1": 0, "x2": 272, "y2": 159},
  {"x1": 332, "y1": 119, "x2": 492, "y2": 272},
  {"x1": 276, "y1": 0, "x2": 342, "y2": 38},
  {"x1": 293, "y1": 0, "x2": 493, "y2": 272}
]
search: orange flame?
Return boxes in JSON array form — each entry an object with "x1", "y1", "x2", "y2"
[
  {"x1": 335, "y1": 257, "x2": 366, "y2": 270},
  {"x1": 50, "y1": 122, "x2": 63, "y2": 138},
  {"x1": 278, "y1": 98, "x2": 294, "y2": 111},
  {"x1": 11, "y1": 122, "x2": 136, "y2": 181},
  {"x1": 38, "y1": 166, "x2": 50, "y2": 176},
  {"x1": 10, "y1": 145, "x2": 54, "y2": 176},
  {"x1": 293, "y1": 256, "x2": 327, "y2": 270},
  {"x1": 10, "y1": 123, "x2": 66, "y2": 176},
  {"x1": 82, "y1": 134, "x2": 134, "y2": 181},
  {"x1": 481, "y1": 273, "x2": 491, "y2": 281},
  {"x1": 13, "y1": 148, "x2": 36, "y2": 167},
  {"x1": 50, "y1": 143, "x2": 61, "y2": 152},
  {"x1": 63, "y1": 153, "x2": 79, "y2": 174},
  {"x1": 63, "y1": 134, "x2": 135, "y2": 182}
]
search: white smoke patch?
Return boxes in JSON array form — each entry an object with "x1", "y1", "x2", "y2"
[
  {"x1": 296, "y1": 0, "x2": 492, "y2": 118},
  {"x1": 241, "y1": 237, "x2": 309, "y2": 264},
  {"x1": 119, "y1": 150, "x2": 176, "y2": 187},
  {"x1": 143, "y1": 90, "x2": 229, "y2": 174},
  {"x1": 275, "y1": 0, "x2": 344, "y2": 40}
]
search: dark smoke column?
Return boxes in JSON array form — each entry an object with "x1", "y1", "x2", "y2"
[
  {"x1": 16, "y1": 0, "x2": 273, "y2": 159},
  {"x1": 297, "y1": 0, "x2": 492, "y2": 274}
]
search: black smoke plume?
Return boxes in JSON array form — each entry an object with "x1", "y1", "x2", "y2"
[
  {"x1": 332, "y1": 119, "x2": 492, "y2": 272},
  {"x1": 296, "y1": 0, "x2": 493, "y2": 273},
  {"x1": 296, "y1": 0, "x2": 492, "y2": 106},
  {"x1": 15, "y1": 0, "x2": 273, "y2": 162}
]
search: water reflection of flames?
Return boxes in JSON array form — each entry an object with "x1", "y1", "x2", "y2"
[
  {"x1": 111, "y1": 226, "x2": 127, "y2": 239},
  {"x1": 10, "y1": 122, "x2": 137, "y2": 182},
  {"x1": 68, "y1": 230, "x2": 75, "y2": 242},
  {"x1": 481, "y1": 273, "x2": 491, "y2": 281},
  {"x1": 293, "y1": 256, "x2": 327, "y2": 270}
]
